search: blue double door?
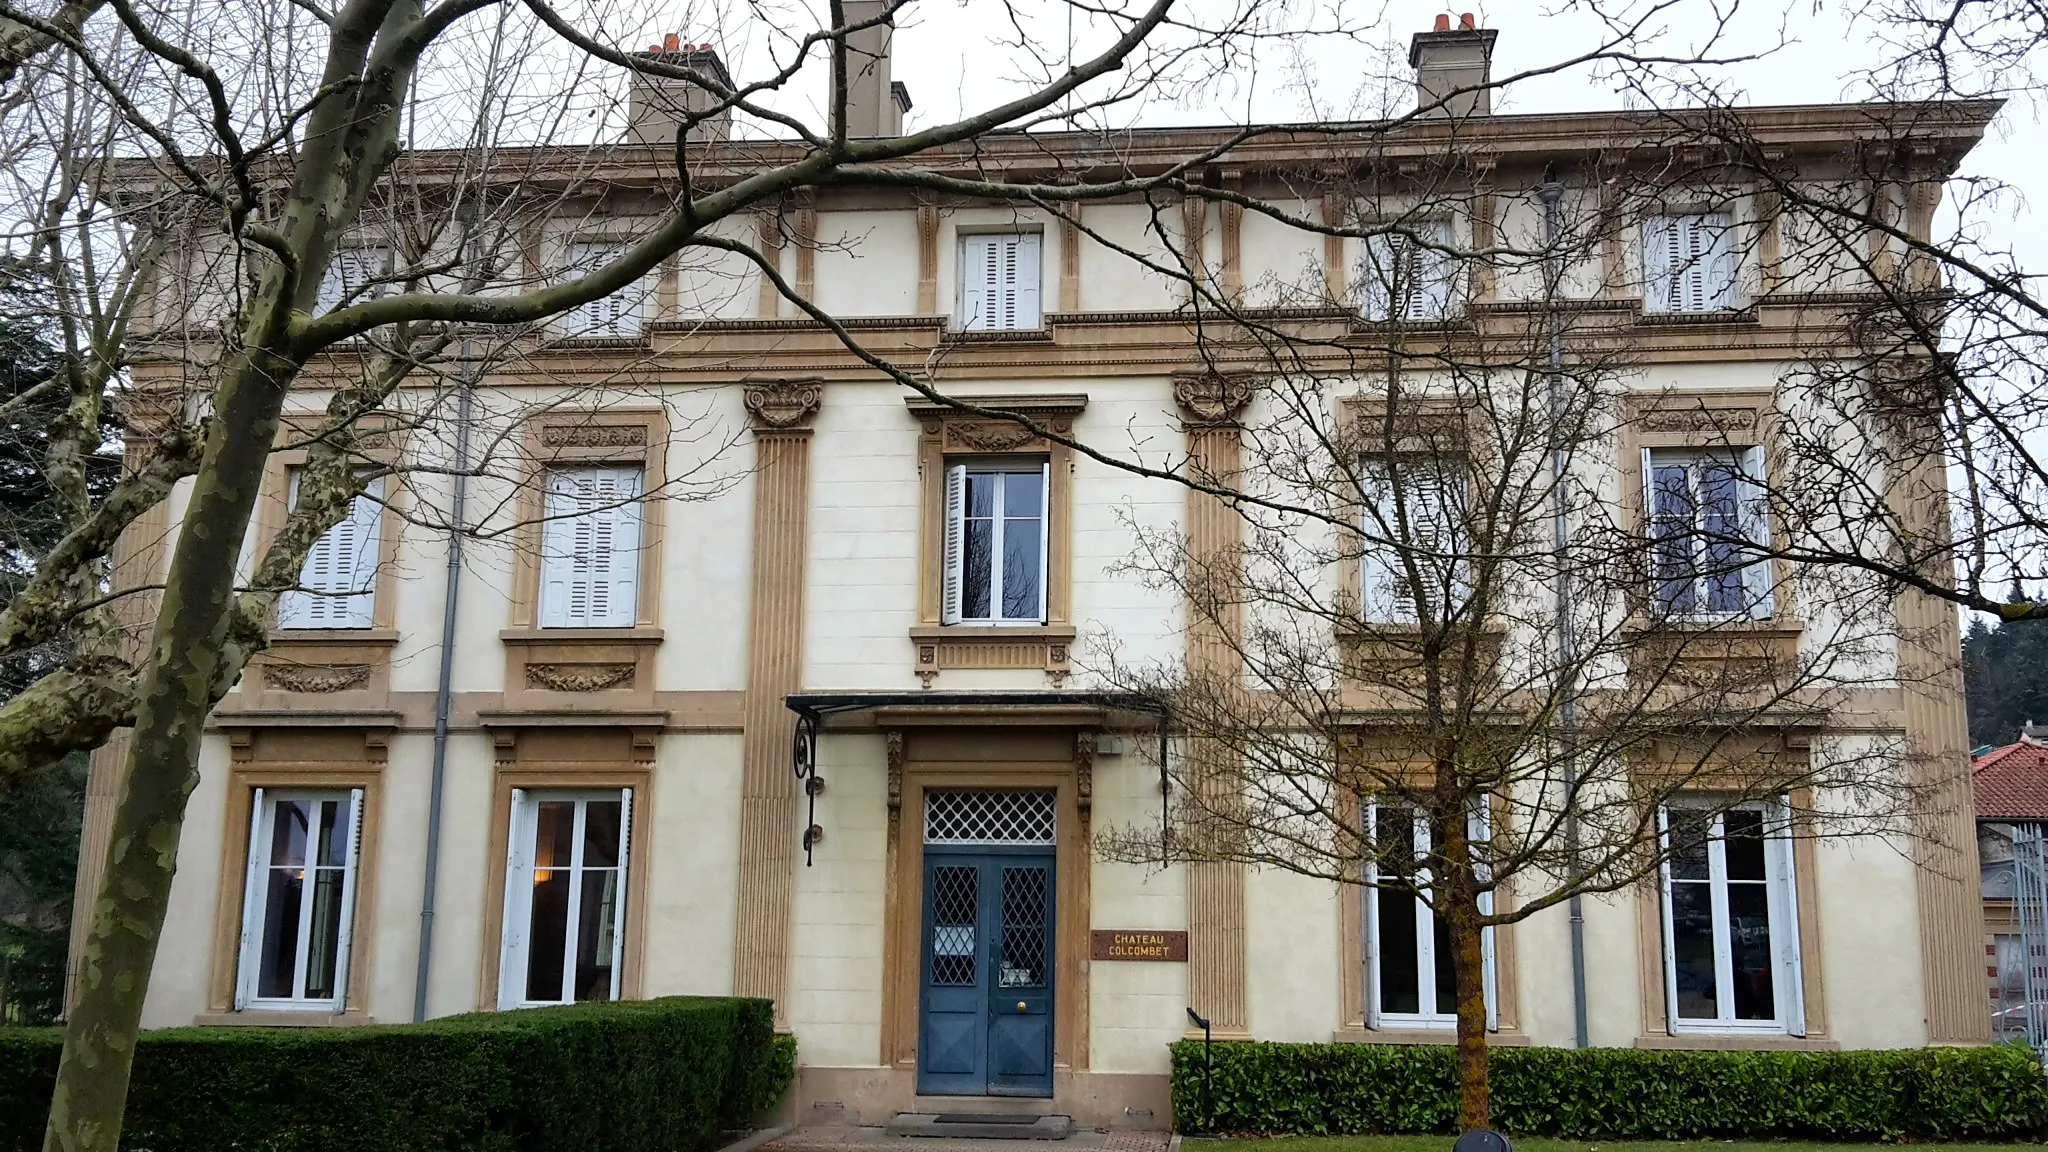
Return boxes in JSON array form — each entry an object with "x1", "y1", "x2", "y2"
[{"x1": 918, "y1": 849, "x2": 1056, "y2": 1097}]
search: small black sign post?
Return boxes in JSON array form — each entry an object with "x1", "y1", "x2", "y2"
[{"x1": 1184, "y1": 1006, "x2": 1213, "y2": 1134}]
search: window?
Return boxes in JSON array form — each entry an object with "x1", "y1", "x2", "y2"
[
  {"x1": 957, "y1": 233, "x2": 1042, "y2": 331},
  {"x1": 539, "y1": 466, "x2": 643, "y2": 628},
  {"x1": 1643, "y1": 213, "x2": 1736, "y2": 313},
  {"x1": 1359, "y1": 456, "x2": 1469, "y2": 624},
  {"x1": 277, "y1": 473, "x2": 383, "y2": 630},
  {"x1": 1658, "y1": 801, "x2": 1804, "y2": 1034},
  {"x1": 1644, "y1": 448, "x2": 1771, "y2": 619},
  {"x1": 314, "y1": 245, "x2": 393, "y2": 314},
  {"x1": 1364, "y1": 800, "x2": 1495, "y2": 1029},
  {"x1": 234, "y1": 789, "x2": 363, "y2": 1011},
  {"x1": 498, "y1": 789, "x2": 632, "y2": 1008},
  {"x1": 942, "y1": 463, "x2": 1048, "y2": 625},
  {"x1": 562, "y1": 242, "x2": 646, "y2": 337},
  {"x1": 1359, "y1": 220, "x2": 1459, "y2": 321}
]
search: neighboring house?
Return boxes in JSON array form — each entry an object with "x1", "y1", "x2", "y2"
[
  {"x1": 71, "y1": 14, "x2": 1997, "y2": 1130},
  {"x1": 1974, "y1": 730, "x2": 2048, "y2": 1039}
]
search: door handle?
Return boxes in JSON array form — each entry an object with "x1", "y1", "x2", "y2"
[{"x1": 1016, "y1": 1001, "x2": 1029, "y2": 1013}]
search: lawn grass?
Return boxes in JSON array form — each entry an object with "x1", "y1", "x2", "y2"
[{"x1": 1196, "y1": 1137, "x2": 2045, "y2": 1152}]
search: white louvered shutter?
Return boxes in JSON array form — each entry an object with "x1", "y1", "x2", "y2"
[
  {"x1": 234, "y1": 787, "x2": 268, "y2": 1010},
  {"x1": 499, "y1": 789, "x2": 531, "y2": 1010},
  {"x1": 1767, "y1": 801, "x2": 1806, "y2": 1036},
  {"x1": 1408, "y1": 221, "x2": 1456, "y2": 319},
  {"x1": 1010, "y1": 233, "x2": 1042, "y2": 329},
  {"x1": 315, "y1": 245, "x2": 390, "y2": 314},
  {"x1": 941, "y1": 464, "x2": 967, "y2": 624},
  {"x1": 280, "y1": 474, "x2": 382, "y2": 629},
  {"x1": 1035, "y1": 461, "x2": 1051, "y2": 623},
  {"x1": 1360, "y1": 233, "x2": 1398, "y2": 321},
  {"x1": 1655, "y1": 805, "x2": 1681, "y2": 1033},
  {"x1": 610, "y1": 787, "x2": 633, "y2": 1001},
  {"x1": 1644, "y1": 216, "x2": 1681, "y2": 312},
  {"x1": 958, "y1": 234, "x2": 1041, "y2": 330},
  {"x1": 1738, "y1": 445, "x2": 1775, "y2": 619},
  {"x1": 961, "y1": 236, "x2": 996, "y2": 330},
  {"x1": 1702, "y1": 213, "x2": 1737, "y2": 309},
  {"x1": 540, "y1": 467, "x2": 643, "y2": 628},
  {"x1": 329, "y1": 788, "x2": 365, "y2": 1012},
  {"x1": 567, "y1": 243, "x2": 640, "y2": 337}
]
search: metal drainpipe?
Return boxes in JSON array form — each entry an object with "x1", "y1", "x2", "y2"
[
  {"x1": 1538, "y1": 177, "x2": 1590, "y2": 1050},
  {"x1": 412, "y1": 342, "x2": 476, "y2": 1022}
]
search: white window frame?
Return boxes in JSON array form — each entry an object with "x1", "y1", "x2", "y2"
[
  {"x1": 941, "y1": 460, "x2": 1050, "y2": 626},
  {"x1": 1359, "y1": 455, "x2": 1470, "y2": 625},
  {"x1": 1657, "y1": 798, "x2": 1805, "y2": 1036},
  {"x1": 538, "y1": 465, "x2": 644, "y2": 629},
  {"x1": 315, "y1": 244, "x2": 394, "y2": 315},
  {"x1": 1359, "y1": 219, "x2": 1460, "y2": 322},
  {"x1": 498, "y1": 788, "x2": 634, "y2": 1010},
  {"x1": 956, "y1": 232, "x2": 1044, "y2": 331},
  {"x1": 1363, "y1": 798, "x2": 1496, "y2": 1031},
  {"x1": 1642, "y1": 446, "x2": 1773, "y2": 621},
  {"x1": 1643, "y1": 212, "x2": 1738, "y2": 313},
  {"x1": 234, "y1": 787, "x2": 364, "y2": 1013},
  {"x1": 561, "y1": 241, "x2": 648, "y2": 338},
  {"x1": 277, "y1": 471, "x2": 384, "y2": 630}
]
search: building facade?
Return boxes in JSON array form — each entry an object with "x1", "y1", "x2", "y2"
[{"x1": 77, "y1": 18, "x2": 1997, "y2": 1129}]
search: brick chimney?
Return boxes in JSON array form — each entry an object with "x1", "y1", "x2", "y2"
[
  {"x1": 839, "y1": 0, "x2": 912, "y2": 137},
  {"x1": 1409, "y1": 12, "x2": 1498, "y2": 119},
  {"x1": 627, "y1": 35, "x2": 735, "y2": 144}
]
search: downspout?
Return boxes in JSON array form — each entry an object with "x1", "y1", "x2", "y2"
[
  {"x1": 1538, "y1": 176, "x2": 1590, "y2": 1050},
  {"x1": 412, "y1": 341, "x2": 476, "y2": 1022}
]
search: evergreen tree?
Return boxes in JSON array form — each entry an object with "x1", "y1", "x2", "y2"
[{"x1": 1964, "y1": 610, "x2": 2048, "y2": 749}]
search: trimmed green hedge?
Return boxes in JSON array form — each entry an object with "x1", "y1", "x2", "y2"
[
  {"x1": 0, "y1": 996, "x2": 794, "y2": 1152},
  {"x1": 1169, "y1": 1039, "x2": 2048, "y2": 1140}
]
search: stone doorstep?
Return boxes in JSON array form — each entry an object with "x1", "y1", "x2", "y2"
[{"x1": 885, "y1": 1113, "x2": 1077, "y2": 1140}]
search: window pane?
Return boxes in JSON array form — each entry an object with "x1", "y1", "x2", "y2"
[
  {"x1": 1669, "y1": 880, "x2": 1718, "y2": 1019},
  {"x1": 999, "y1": 866, "x2": 1049, "y2": 988},
  {"x1": 930, "y1": 865, "x2": 978, "y2": 986},
  {"x1": 257, "y1": 868, "x2": 304, "y2": 999},
  {"x1": 583, "y1": 800, "x2": 622, "y2": 869},
  {"x1": 1432, "y1": 911, "x2": 1457, "y2": 1016},
  {"x1": 964, "y1": 472, "x2": 996, "y2": 518},
  {"x1": 1727, "y1": 882, "x2": 1776, "y2": 1019},
  {"x1": 305, "y1": 866, "x2": 347, "y2": 1000},
  {"x1": 1003, "y1": 471, "x2": 1043, "y2": 517},
  {"x1": 534, "y1": 801, "x2": 575, "y2": 869},
  {"x1": 1651, "y1": 465, "x2": 1697, "y2": 614},
  {"x1": 1700, "y1": 463, "x2": 1747, "y2": 612},
  {"x1": 1376, "y1": 886, "x2": 1421, "y2": 1015},
  {"x1": 525, "y1": 860, "x2": 570, "y2": 1003},
  {"x1": 314, "y1": 800, "x2": 348, "y2": 868},
  {"x1": 963, "y1": 519, "x2": 993, "y2": 619},
  {"x1": 1723, "y1": 810, "x2": 1767, "y2": 881},
  {"x1": 573, "y1": 870, "x2": 619, "y2": 1002},
  {"x1": 269, "y1": 801, "x2": 311, "y2": 868},
  {"x1": 1667, "y1": 810, "x2": 1711, "y2": 881},
  {"x1": 1001, "y1": 519, "x2": 1042, "y2": 619}
]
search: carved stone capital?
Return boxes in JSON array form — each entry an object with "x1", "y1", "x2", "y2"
[
  {"x1": 743, "y1": 378, "x2": 824, "y2": 430},
  {"x1": 1074, "y1": 732, "x2": 1095, "y2": 823},
  {"x1": 1174, "y1": 373, "x2": 1256, "y2": 426}
]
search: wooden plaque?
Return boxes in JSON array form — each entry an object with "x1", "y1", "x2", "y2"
[{"x1": 1090, "y1": 929, "x2": 1189, "y2": 962}]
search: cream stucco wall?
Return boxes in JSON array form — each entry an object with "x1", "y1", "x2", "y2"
[{"x1": 786, "y1": 733, "x2": 891, "y2": 1066}]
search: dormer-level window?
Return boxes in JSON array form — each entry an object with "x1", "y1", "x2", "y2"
[
  {"x1": 315, "y1": 245, "x2": 393, "y2": 314},
  {"x1": 1643, "y1": 213, "x2": 1737, "y2": 313},
  {"x1": 1359, "y1": 221, "x2": 1459, "y2": 322},
  {"x1": 562, "y1": 242, "x2": 647, "y2": 338},
  {"x1": 957, "y1": 233, "x2": 1042, "y2": 331}
]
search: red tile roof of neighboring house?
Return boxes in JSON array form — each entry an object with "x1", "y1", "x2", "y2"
[{"x1": 1974, "y1": 737, "x2": 2048, "y2": 821}]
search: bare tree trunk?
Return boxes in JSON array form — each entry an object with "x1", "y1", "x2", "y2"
[
  {"x1": 1446, "y1": 892, "x2": 1491, "y2": 1132},
  {"x1": 41, "y1": 346, "x2": 294, "y2": 1152}
]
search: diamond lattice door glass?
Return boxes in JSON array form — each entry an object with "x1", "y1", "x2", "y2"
[{"x1": 917, "y1": 790, "x2": 1057, "y2": 1098}]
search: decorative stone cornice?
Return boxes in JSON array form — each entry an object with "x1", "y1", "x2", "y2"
[
  {"x1": 743, "y1": 377, "x2": 824, "y2": 430},
  {"x1": 1173, "y1": 372, "x2": 1256, "y2": 426}
]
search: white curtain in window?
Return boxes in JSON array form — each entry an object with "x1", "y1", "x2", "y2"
[
  {"x1": 278, "y1": 473, "x2": 383, "y2": 629},
  {"x1": 958, "y1": 233, "x2": 1043, "y2": 331},
  {"x1": 540, "y1": 466, "x2": 643, "y2": 628},
  {"x1": 1643, "y1": 213, "x2": 1736, "y2": 312}
]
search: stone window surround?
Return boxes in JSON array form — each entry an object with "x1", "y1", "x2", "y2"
[
  {"x1": 198, "y1": 725, "x2": 390, "y2": 1027},
  {"x1": 1631, "y1": 771, "x2": 1833, "y2": 1049},
  {"x1": 502, "y1": 408, "x2": 670, "y2": 706},
  {"x1": 243, "y1": 419, "x2": 407, "y2": 706},
  {"x1": 475, "y1": 722, "x2": 657, "y2": 1011},
  {"x1": 909, "y1": 394, "x2": 1086, "y2": 687}
]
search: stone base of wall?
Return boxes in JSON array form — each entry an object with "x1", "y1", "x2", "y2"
[{"x1": 794, "y1": 1066, "x2": 1171, "y2": 1130}]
